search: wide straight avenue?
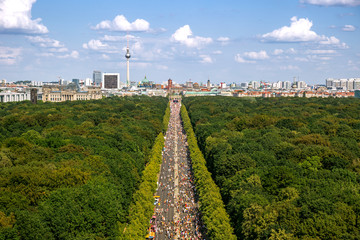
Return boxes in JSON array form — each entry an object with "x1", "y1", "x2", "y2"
[{"x1": 151, "y1": 100, "x2": 205, "y2": 239}]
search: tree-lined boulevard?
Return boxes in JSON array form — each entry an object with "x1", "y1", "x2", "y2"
[{"x1": 152, "y1": 100, "x2": 205, "y2": 239}]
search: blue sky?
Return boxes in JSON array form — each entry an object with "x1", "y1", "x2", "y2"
[{"x1": 0, "y1": 0, "x2": 359, "y2": 85}]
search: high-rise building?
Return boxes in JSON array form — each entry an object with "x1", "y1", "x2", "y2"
[
  {"x1": 168, "y1": 79, "x2": 173, "y2": 89},
  {"x1": 326, "y1": 78, "x2": 334, "y2": 88},
  {"x1": 340, "y1": 79, "x2": 347, "y2": 89},
  {"x1": 283, "y1": 81, "x2": 292, "y2": 89},
  {"x1": 298, "y1": 81, "x2": 307, "y2": 89},
  {"x1": 354, "y1": 79, "x2": 360, "y2": 90},
  {"x1": 347, "y1": 79, "x2": 354, "y2": 90},
  {"x1": 93, "y1": 71, "x2": 102, "y2": 86},
  {"x1": 333, "y1": 80, "x2": 340, "y2": 88},
  {"x1": 207, "y1": 79, "x2": 211, "y2": 89},
  {"x1": 102, "y1": 73, "x2": 120, "y2": 90},
  {"x1": 251, "y1": 81, "x2": 260, "y2": 89}
]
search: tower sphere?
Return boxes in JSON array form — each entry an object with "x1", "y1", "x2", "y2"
[{"x1": 125, "y1": 48, "x2": 131, "y2": 59}]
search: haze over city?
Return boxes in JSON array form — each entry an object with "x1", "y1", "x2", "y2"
[{"x1": 0, "y1": 0, "x2": 359, "y2": 85}]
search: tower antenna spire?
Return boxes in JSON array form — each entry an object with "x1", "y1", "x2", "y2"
[{"x1": 127, "y1": 31, "x2": 129, "y2": 48}]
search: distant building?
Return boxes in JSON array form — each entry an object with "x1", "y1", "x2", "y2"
[
  {"x1": 186, "y1": 81, "x2": 193, "y2": 89},
  {"x1": 42, "y1": 84, "x2": 102, "y2": 102},
  {"x1": 298, "y1": 81, "x2": 307, "y2": 89},
  {"x1": 283, "y1": 81, "x2": 292, "y2": 89},
  {"x1": 0, "y1": 91, "x2": 31, "y2": 103},
  {"x1": 84, "y1": 78, "x2": 93, "y2": 86},
  {"x1": 93, "y1": 71, "x2": 102, "y2": 86},
  {"x1": 354, "y1": 79, "x2": 360, "y2": 90},
  {"x1": 220, "y1": 82, "x2": 227, "y2": 89},
  {"x1": 240, "y1": 82, "x2": 248, "y2": 89},
  {"x1": 326, "y1": 78, "x2": 334, "y2": 88},
  {"x1": 72, "y1": 79, "x2": 80, "y2": 89},
  {"x1": 325, "y1": 78, "x2": 360, "y2": 90},
  {"x1": 139, "y1": 75, "x2": 151, "y2": 88},
  {"x1": 251, "y1": 81, "x2": 260, "y2": 89},
  {"x1": 168, "y1": 79, "x2": 173, "y2": 89},
  {"x1": 340, "y1": 79, "x2": 347, "y2": 89},
  {"x1": 31, "y1": 81, "x2": 43, "y2": 87},
  {"x1": 347, "y1": 79, "x2": 354, "y2": 90},
  {"x1": 102, "y1": 73, "x2": 120, "y2": 90},
  {"x1": 333, "y1": 80, "x2": 340, "y2": 88}
]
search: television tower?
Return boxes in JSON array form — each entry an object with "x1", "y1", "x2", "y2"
[{"x1": 125, "y1": 35, "x2": 131, "y2": 88}]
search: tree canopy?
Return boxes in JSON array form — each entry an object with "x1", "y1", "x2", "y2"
[
  {"x1": 0, "y1": 96, "x2": 168, "y2": 239},
  {"x1": 183, "y1": 96, "x2": 360, "y2": 240}
]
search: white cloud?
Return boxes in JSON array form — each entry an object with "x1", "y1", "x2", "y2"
[
  {"x1": 213, "y1": 50, "x2": 222, "y2": 55},
  {"x1": 280, "y1": 65, "x2": 300, "y2": 70},
  {"x1": 262, "y1": 17, "x2": 319, "y2": 42},
  {"x1": 306, "y1": 49, "x2": 337, "y2": 54},
  {"x1": 83, "y1": 39, "x2": 110, "y2": 51},
  {"x1": 273, "y1": 49, "x2": 284, "y2": 55},
  {"x1": 58, "y1": 50, "x2": 79, "y2": 59},
  {"x1": 26, "y1": 36, "x2": 65, "y2": 48},
  {"x1": 122, "y1": 41, "x2": 143, "y2": 52},
  {"x1": 199, "y1": 55, "x2": 213, "y2": 63},
  {"x1": 147, "y1": 27, "x2": 167, "y2": 34},
  {"x1": 234, "y1": 54, "x2": 255, "y2": 63},
  {"x1": 301, "y1": 0, "x2": 360, "y2": 6},
  {"x1": 243, "y1": 50, "x2": 269, "y2": 60},
  {"x1": 0, "y1": 46, "x2": 21, "y2": 64},
  {"x1": 342, "y1": 25, "x2": 356, "y2": 31},
  {"x1": 319, "y1": 36, "x2": 348, "y2": 48},
  {"x1": 235, "y1": 50, "x2": 269, "y2": 63},
  {"x1": 262, "y1": 16, "x2": 347, "y2": 48},
  {"x1": 0, "y1": 0, "x2": 48, "y2": 34},
  {"x1": 48, "y1": 47, "x2": 68, "y2": 53},
  {"x1": 217, "y1": 37, "x2": 230, "y2": 45},
  {"x1": 37, "y1": 52, "x2": 54, "y2": 57},
  {"x1": 171, "y1": 25, "x2": 212, "y2": 48},
  {"x1": 295, "y1": 57, "x2": 309, "y2": 62},
  {"x1": 94, "y1": 15, "x2": 150, "y2": 32},
  {"x1": 101, "y1": 54, "x2": 110, "y2": 60},
  {"x1": 217, "y1": 37, "x2": 230, "y2": 42},
  {"x1": 101, "y1": 34, "x2": 137, "y2": 42},
  {"x1": 307, "y1": 54, "x2": 333, "y2": 61},
  {"x1": 287, "y1": 48, "x2": 297, "y2": 54},
  {"x1": 348, "y1": 60, "x2": 360, "y2": 70}
]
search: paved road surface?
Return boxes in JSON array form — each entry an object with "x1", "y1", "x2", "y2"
[{"x1": 152, "y1": 100, "x2": 205, "y2": 239}]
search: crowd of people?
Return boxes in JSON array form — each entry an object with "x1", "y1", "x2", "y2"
[{"x1": 151, "y1": 100, "x2": 206, "y2": 239}]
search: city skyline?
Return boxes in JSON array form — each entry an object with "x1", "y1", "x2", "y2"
[{"x1": 0, "y1": 0, "x2": 359, "y2": 84}]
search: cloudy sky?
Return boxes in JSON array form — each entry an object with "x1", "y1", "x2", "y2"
[{"x1": 0, "y1": 0, "x2": 359, "y2": 85}]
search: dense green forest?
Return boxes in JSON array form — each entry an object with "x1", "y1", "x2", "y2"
[
  {"x1": 181, "y1": 105, "x2": 236, "y2": 239},
  {"x1": 0, "y1": 96, "x2": 168, "y2": 240},
  {"x1": 183, "y1": 96, "x2": 360, "y2": 240}
]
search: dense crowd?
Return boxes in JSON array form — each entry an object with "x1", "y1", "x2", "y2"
[{"x1": 152, "y1": 100, "x2": 206, "y2": 239}]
